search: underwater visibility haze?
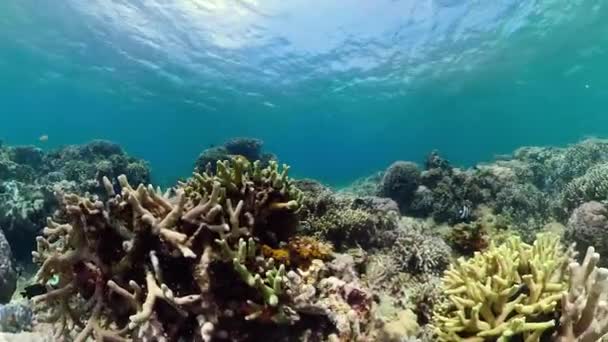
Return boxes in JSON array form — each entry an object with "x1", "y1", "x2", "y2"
[
  {"x1": 2, "y1": 0, "x2": 608, "y2": 185},
  {"x1": 4, "y1": 1, "x2": 608, "y2": 341}
]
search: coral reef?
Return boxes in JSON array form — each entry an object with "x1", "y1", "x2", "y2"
[
  {"x1": 42, "y1": 140, "x2": 151, "y2": 195},
  {"x1": 512, "y1": 139, "x2": 608, "y2": 193},
  {"x1": 363, "y1": 253, "x2": 400, "y2": 294},
  {"x1": 347, "y1": 152, "x2": 501, "y2": 225},
  {"x1": 339, "y1": 172, "x2": 383, "y2": 197},
  {"x1": 0, "y1": 181, "x2": 63, "y2": 261},
  {"x1": 15, "y1": 137, "x2": 608, "y2": 341},
  {"x1": 443, "y1": 207, "x2": 510, "y2": 255},
  {"x1": 342, "y1": 140, "x2": 608, "y2": 241},
  {"x1": 495, "y1": 182, "x2": 551, "y2": 239},
  {"x1": 0, "y1": 228, "x2": 16, "y2": 303},
  {"x1": 389, "y1": 219, "x2": 452, "y2": 275},
  {"x1": 408, "y1": 277, "x2": 443, "y2": 328},
  {"x1": 29, "y1": 159, "x2": 380, "y2": 341},
  {"x1": 379, "y1": 161, "x2": 421, "y2": 213},
  {"x1": 0, "y1": 141, "x2": 150, "y2": 261},
  {"x1": 194, "y1": 137, "x2": 276, "y2": 174},
  {"x1": 0, "y1": 332, "x2": 52, "y2": 342},
  {"x1": 411, "y1": 153, "x2": 498, "y2": 224},
  {"x1": 0, "y1": 299, "x2": 34, "y2": 333},
  {"x1": 447, "y1": 221, "x2": 491, "y2": 256},
  {"x1": 565, "y1": 201, "x2": 608, "y2": 265},
  {"x1": 298, "y1": 180, "x2": 400, "y2": 250},
  {"x1": 259, "y1": 236, "x2": 333, "y2": 269},
  {"x1": 561, "y1": 163, "x2": 608, "y2": 213},
  {"x1": 377, "y1": 309, "x2": 421, "y2": 341},
  {"x1": 223, "y1": 138, "x2": 265, "y2": 161}
]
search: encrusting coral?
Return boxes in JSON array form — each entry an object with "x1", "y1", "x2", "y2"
[
  {"x1": 444, "y1": 208, "x2": 511, "y2": 256},
  {"x1": 29, "y1": 157, "x2": 377, "y2": 341},
  {"x1": 447, "y1": 222, "x2": 490, "y2": 255},
  {"x1": 260, "y1": 236, "x2": 333, "y2": 269}
]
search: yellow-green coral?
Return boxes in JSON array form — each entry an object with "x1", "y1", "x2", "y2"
[
  {"x1": 216, "y1": 237, "x2": 285, "y2": 309},
  {"x1": 181, "y1": 159, "x2": 303, "y2": 243},
  {"x1": 434, "y1": 233, "x2": 571, "y2": 342},
  {"x1": 183, "y1": 159, "x2": 303, "y2": 213}
]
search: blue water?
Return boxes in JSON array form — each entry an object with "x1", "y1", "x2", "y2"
[{"x1": 1, "y1": 0, "x2": 607, "y2": 187}]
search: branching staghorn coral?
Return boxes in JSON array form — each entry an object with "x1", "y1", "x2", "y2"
[
  {"x1": 31, "y1": 179, "x2": 204, "y2": 341},
  {"x1": 215, "y1": 237, "x2": 289, "y2": 319},
  {"x1": 434, "y1": 233, "x2": 572, "y2": 342},
  {"x1": 434, "y1": 232, "x2": 608, "y2": 342},
  {"x1": 30, "y1": 158, "x2": 304, "y2": 339},
  {"x1": 30, "y1": 158, "x2": 377, "y2": 341},
  {"x1": 182, "y1": 159, "x2": 303, "y2": 242}
]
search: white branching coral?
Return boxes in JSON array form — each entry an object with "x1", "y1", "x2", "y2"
[{"x1": 555, "y1": 247, "x2": 608, "y2": 342}]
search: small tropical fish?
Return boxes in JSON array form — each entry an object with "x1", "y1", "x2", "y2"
[
  {"x1": 39, "y1": 134, "x2": 49, "y2": 143},
  {"x1": 21, "y1": 284, "x2": 47, "y2": 299},
  {"x1": 459, "y1": 205, "x2": 471, "y2": 220}
]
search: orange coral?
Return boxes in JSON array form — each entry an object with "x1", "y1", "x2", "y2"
[
  {"x1": 261, "y1": 237, "x2": 333, "y2": 269},
  {"x1": 261, "y1": 245, "x2": 291, "y2": 265},
  {"x1": 287, "y1": 236, "x2": 333, "y2": 268}
]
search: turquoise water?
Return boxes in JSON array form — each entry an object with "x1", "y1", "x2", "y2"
[{"x1": 1, "y1": 0, "x2": 607, "y2": 187}]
